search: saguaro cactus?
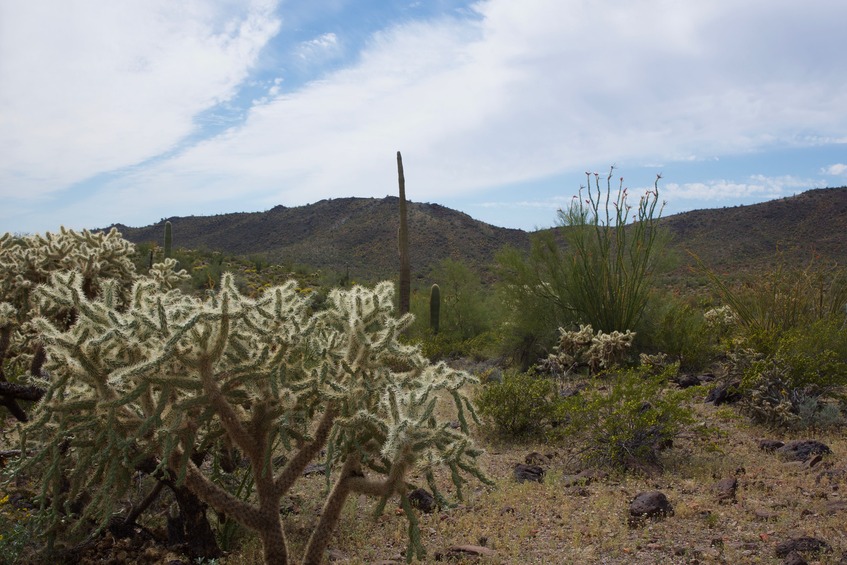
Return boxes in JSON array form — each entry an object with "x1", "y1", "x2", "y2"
[
  {"x1": 430, "y1": 283, "x2": 441, "y2": 335},
  {"x1": 22, "y1": 272, "x2": 488, "y2": 564},
  {"x1": 397, "y1": 151, "x2": 410, "y2": 315},
  {"x1": 164, "y1": 220, "x2": 173, "y2": 259}
]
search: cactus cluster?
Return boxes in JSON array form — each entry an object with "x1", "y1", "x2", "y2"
[
  {"x1": 540, "y1": 324, "x2": 635, "y2": 376},
  {"x1": 18, "y1": 259, "x2": 487, "y2": 563}
]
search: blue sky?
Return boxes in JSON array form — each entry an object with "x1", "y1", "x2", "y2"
[{"x1": 1, "y1": 0, "x2": 846, "y2": 235}]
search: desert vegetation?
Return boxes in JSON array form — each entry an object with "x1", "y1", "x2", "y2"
[{"x1": 2, "y1": 173, "x2": 847, "y2": 564}]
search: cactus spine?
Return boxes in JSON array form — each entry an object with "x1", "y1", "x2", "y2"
[
  {"x1": 430, "y1": 283, "x2": 441, "y2": 335},
  {"x1": 397, "y1": 151, "x2": 410, "y2": 315},
  {"x1": 164, "y1": 220, "x2": 173, "y2": 259}
]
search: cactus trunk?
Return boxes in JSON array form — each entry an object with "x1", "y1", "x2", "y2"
[
  {"x1": 397, "y1": 152, "x2": 410, "y2": 315},
  {"x1": 430, "y1": 283, "x2": 441, "y2": 335},
  {"x1": 164, "y1": 221, "x2": 173, "y2": 259}
]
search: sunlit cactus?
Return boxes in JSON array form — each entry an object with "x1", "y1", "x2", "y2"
[{"x1": 21, "y1": 271, "x2": 488, "y2": 564}]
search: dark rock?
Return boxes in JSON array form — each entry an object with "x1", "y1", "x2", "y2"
[
  {"x1": 408, "y1": 488, "x2": 436, "y2": 513},
  {"x1": 525, "y1": 452, "x2": 547, "y2": 466},
  {"x1": 514, "y1": 463, "x2": 544, "y2": 483},
  {"x1": 783, "y1": 551, "x2": 808, "y2": 565},
  {"x1": 777, "y1": 440, "x2": 832, "y2": 462},
  {"x1": 303, "y1": 463, "x2": 327, "y2": 476},
  {"x1": 705, "y1": 381, "x2": 742, "y2": 405},
  {"x1": 775, "y1": 536, "x2": 832, "y2": 558},
  {"x1": 758, "y1": 439, "x2": 785, "y2": 452},
  {"x1": 675, "y1": 374, "x2": 702, "y2": 389},
  {"x1": 629, "y1": 491, "x2": 673, "y2": 519},
  {"x1": 715, "y1": 477, "x2": 738, "y2": 504}
]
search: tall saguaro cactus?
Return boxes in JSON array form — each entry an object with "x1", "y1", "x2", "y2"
[
  {"x1": 397, "y1": 151, "x2": 410, "y2": 315},
  {"x1": 163, "y1": 220, "x2": 173, "y2": 259},
  {"x1": 430, "y1": 283, "x2": 441, "y2": 335}
]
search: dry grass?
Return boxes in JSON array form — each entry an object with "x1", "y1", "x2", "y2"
[
  {"x1": 212, "y1": 398, "x2": 847, "y2": 565},
  {"x1": 2, "y1": 391, "x2": 846, "y2": 564}
]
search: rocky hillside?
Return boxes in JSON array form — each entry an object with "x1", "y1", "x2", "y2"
[{"x1": 110, "y1": 187, "x2": 847, "y2": 284}]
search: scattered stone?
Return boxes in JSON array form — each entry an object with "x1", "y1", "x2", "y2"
[
  {"x1": 435, "y1": 545, "x2": 497, "y2": 561},
  {"x1": 752, "y1": 508, "x2": 779, "y2": 521},
  {"x1": 705, "y1": 381, "x2": 742, "y2": 405},
  {"x1": 759, "y1": 439, "x2": 786, "y2": 452},
  {"x1": 714, "y1": 477, "x2": 738, "y2": 504},
  {"x1": 775, "y1": 536, "x2": 832, "y2": 558},
  {"x1": 525, "y1": 452, "x2": 547, "y2": 466},
  {"x1": 514, "y1": 463, "x2": 544, "y2": 483},
  {"x1": 303, "y1": 463, "x2": 327, "y2": 476},
  {"x1": 777, "y1": 440, "x2": 832, "y2": 462},
  {"x1": 408, "y1": 488, "x2": 436, "y2": 513},
  {"x1": 783, "y1": 551, "x2": 808, "y2": 565},
  {"x1": 629, "y1": 491, "x2": 674, "y2": 523},
  {"x1": 675, "y1": 374, "x2": 702, "y2": 389}
]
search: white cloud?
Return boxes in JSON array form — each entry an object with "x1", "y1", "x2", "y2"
[
  {"x1": 0, "y1": 0, "x2": 281, "y2": 200},
  {"x1": 4, "y1": 0, "x2": 847, "y2": 231},
  {"x1": 296, "y1": 32, "x2": 341, "y2": 62},
  {"x1": 664, "y1": 175, "x2": 816, "y2": 201},
  {"x1": 822, "y1": 163, "x2": 847, "y2": 176}
]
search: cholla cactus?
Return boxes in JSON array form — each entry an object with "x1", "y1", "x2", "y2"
[
  {"x1": 704, "y1": 305, "x2": 738, "y2": 332},
  {"x1": 21, "y1": 271, "x2": 487, "y2": 564},
  {"x1": 540, "y1": 324, "x2": 635, "y2": 376},
  {"x1": 0, "y1": 228, "x2": 140, "y2": 420}
]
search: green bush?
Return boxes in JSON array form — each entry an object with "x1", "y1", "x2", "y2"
[
  {"x1": 476, "y1": 371, "x2": 558, "y2": 438},
  {"x1": 739, "y1": 318, "x2": 847, "y2": 430},
  {"x1": 554, "y1": 366, "x2": 698, "y2": 474},
  {"x1": 639, "y1": 295, "x2": 716, "y2": 371}
]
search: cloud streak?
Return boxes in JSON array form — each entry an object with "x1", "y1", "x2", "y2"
[{"x1": 2, "y1": 0, "x2": 846, "y2": 232}]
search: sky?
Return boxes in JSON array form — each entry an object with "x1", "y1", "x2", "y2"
[{"x1": 1, "y1": 0, "x2": 846, "y2": 235}]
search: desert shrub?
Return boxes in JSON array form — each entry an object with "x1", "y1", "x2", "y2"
[
  {"x1": 554, "y1": 366, "x2": 697, "y2": 474},
  {"x1": 739, "y1": 318, "x2": 847, "y2": 430},
  {"x1": 495, "y1": 167, "x2": 668, "y2": 367},
  {"x1": 476, "y1": 371, "x2": 558, "y2": 438},
  {"x1": 639, "y1": 295, "x2": 716, "y2": 371},
  {"x1": 557, "y1": 168, "x2": 667, "y2": 334},
  {"x1": 698, "y1": 255, "x2": 847, "y2": 355}
]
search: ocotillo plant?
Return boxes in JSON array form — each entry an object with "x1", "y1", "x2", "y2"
[
  {"x1": 430, "y1": 283, "x2": 441, "y2": 335},
  {"x1": 164, "y1": 220, "x2": 173, "y2": 259},
  {"x1": 21, "y1": 271, "x2": 488, "y2": 564},
  {"x1": 397, "y1": 151, "x2": 410, "y2": 315}
]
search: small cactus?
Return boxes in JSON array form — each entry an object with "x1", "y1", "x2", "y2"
[{"x1": 430, "y1": 283, "x2": 441, "y2": 335}]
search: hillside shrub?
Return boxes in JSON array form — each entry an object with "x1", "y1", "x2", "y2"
[
  {"x1": 554, "y1": 365, "x2": 698, "y2": 474},
  {"x1": 495, "y1": 167, "x2": 668, "y2": 367},
  {"x1": 697, "y1": 255, "x2": 847, "y2": 354},
  {"x1": 739, "y1": 318, "x2": 847, "y2": 430},
  {"x1": 476, "y1": 371, "x2": 558, "y2": 438},
  {"x1": 639, "y1": 296, "x2": 716, "y2": 371}
]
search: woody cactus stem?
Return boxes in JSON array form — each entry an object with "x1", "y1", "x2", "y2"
[
  {"x1": 22, "y1": 271, "x2": 487, "y2": 565},
  {"x1": 430, "y1": 283, "x2": 441, "y2": 335},
  {"x1": 164, "y1": 221, "x2": 173, "y2": 259},
  {"x1": 397, "y1": 151, "x2": 410, "y2": 315}
]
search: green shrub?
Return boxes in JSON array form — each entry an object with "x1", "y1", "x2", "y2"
[
  {"x1": 639, "y1": 295, "x2": 716, "y2": 371},
  {"x1": 554, "y1": 366, "x2": 698, "y2": 474},
  {"x1": 739, "y1": 318, "x2": 847, "y2": 430},
  {"x1": 476, "y1": 371, "x2": 558, "y2": 438}
]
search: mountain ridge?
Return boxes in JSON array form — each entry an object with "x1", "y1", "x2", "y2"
[{"x1": 110, "y1": 187, "x2": 847, "y2": 283}]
